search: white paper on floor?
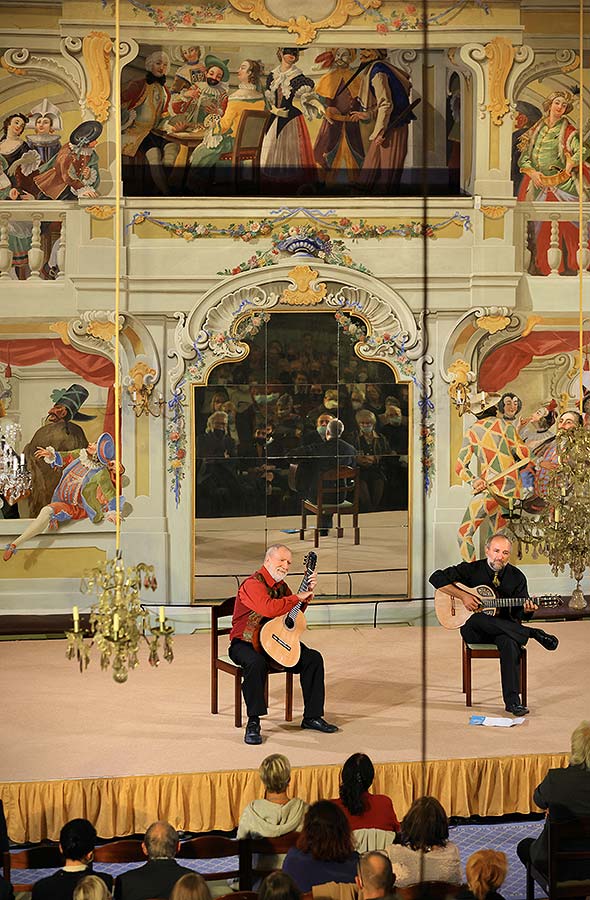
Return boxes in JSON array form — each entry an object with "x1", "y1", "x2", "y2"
[{"x1": 469, "y1": 715, "x2": 526, "y2": 727}]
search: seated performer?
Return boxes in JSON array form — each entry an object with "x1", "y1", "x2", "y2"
[
  {"x1": 229, "y1": 543, "x2": 338, "y2": 744},
  {"x1": 429, "y1": 532, "x2": 559, "y2": 716}
]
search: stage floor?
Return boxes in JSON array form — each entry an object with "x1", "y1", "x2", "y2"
[{"x1": 1, "y1": 621, "x2": 585, "y2": 841}]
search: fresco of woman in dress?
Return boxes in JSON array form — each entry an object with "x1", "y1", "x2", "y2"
[{"x1": 313, "y1": 48, "x2": 364, "y2": 185}]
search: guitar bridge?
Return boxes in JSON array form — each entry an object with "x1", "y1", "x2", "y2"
[{"x1": 271, "y1": 634, "x2": 291, "y2": 651}]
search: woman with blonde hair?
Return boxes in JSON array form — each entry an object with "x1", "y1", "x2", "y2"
[
  {"x1": 457, "y1": 849, "x2": 507, "y2": 900},
  {"x1": 72, "y1": 874, "x2": 111, "y2": 900},
  {"x1": 237, "y1": 753, "x2": 307, "y2": 840},
  {"x1": 169, "y1": 873, "x2": 212, "y2": 900}
]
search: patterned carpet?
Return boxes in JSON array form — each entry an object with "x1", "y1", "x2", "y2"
[{"x1": 10, "y1": 817, "x2": 547, "y2": 900}]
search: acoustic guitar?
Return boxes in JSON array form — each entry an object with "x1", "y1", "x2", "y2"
[
  {"x1": 434, "y1": 582, "x2": 563, "y2": 630},
  {"x1": 259, "y1": 551, "x2": 317, "y2": 668}
]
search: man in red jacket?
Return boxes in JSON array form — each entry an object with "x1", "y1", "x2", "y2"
[{"x1": 229, "y1": 543, "x2": 338, "y2": 744}]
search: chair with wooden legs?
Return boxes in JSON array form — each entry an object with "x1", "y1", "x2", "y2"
[{"x1": 462, "y1": 640, "x2": 527, "y2": 707}]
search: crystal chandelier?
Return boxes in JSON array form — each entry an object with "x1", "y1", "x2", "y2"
[
  {"x1": 65, "y1": 0, "x2": 174, "y2": 681},
  {"x1": 0, "y1": 433, "x2": 31, "y2": 510}
]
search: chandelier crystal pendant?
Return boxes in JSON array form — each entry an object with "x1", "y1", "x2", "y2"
[{"x1": 0, "y1": 435, "x2": 31, "y2": 510}]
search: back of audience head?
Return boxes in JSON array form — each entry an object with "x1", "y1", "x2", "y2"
[
  {"x1": 400, "y1": 796, "x2": 449, "y2": 851},
  {"x1": 297, "y1": 800, "x2": 354, "y2": 861},
  {"x1": 73, "y1": 875, "x2": 110, "y2": 900},
  {"x1": 60, "y1": 818, "x2": 97, "y2": 863},
  {"x1": 143, "y1": 820, "x2": 179, "y2": 859},
  {"x1": 356, "y1": 851, "x2": 395, "y2": 898},
  {"x1": 326, "y1": 418, "x2": 344, "y2": 440},
  {"x1": 259, "y1": 871, "x2": 301, "y2": 900},
  {"x1": 465, "y1": 849, "x2": 507, "y2": 900},
  {"x1": 339, "y1": 752, "x2": 375, "y2": 815},
  {"x1": 169, "y1": 873, "x2": 212, "y2": 900},
  {"x1": 571, "y1": 720, "x2": 590, "y2": 769},
  {"x1": 259, "y1": 753, "x2": 291, "y2": 794}
]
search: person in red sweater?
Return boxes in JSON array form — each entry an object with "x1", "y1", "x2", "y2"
[
  {"x1": 332, "y1": 753, "x2": 400, "y2": 832},
  {"x1": 229, "y1": 543, "x2": 338, "y2": 745}
]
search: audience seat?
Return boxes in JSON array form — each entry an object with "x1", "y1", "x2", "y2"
[
  {"x1": 526, "y1": 816, "x2": 590, "y2": 900},
  {"x1": 397, "y1": 881, "x2": 462, "y2": 899},
  {"x1": 177, "y1": 835, "x2": 240, "y2": 883},
  {"x1": 93, "y1": 839, "x2": 145, "y2": 863},
  {"x1": 2, "y1": 845, "x2": 62, "y2": 893},
  {"x1": 300, "y1": 466, "x2": 360, "y2": 548},
  {"x1": 239, "y1": 833, "x2": 300, "y2": 890}
]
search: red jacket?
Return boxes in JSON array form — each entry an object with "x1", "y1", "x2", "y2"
[
  {"x1": 332, "y1": 793, "x2": 400, "y2": 833},
  {"x1": 230, "y1": 566, "x2": 300, "y2": 643}
]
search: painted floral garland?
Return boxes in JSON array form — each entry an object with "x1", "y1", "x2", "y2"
[
  {"x1": 335, "y1": 310, "x2": 435, "y2": 494},
  {"x1": 187, "y1": 311, "x2": 269, "y2": 380},
  {"x1": 125, "y1": 0, "x2": 226, "y2": 26},
  {"x1": 362, "y1": 0, "x2": 490, "y2": 33},
  {"x1": 167, "y1": 384, "x2": 187, "y2": 507}
]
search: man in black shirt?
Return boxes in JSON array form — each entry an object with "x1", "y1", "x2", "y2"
[
  {"x1": 114, "y1": 821, "x2": 191, "y2": 900},
  {"x1": 31, "y1": 819, "x2": 113, "y2": 900},
  {"x1": 429, "y1": 532, "x2": 558, "y2": 716}
]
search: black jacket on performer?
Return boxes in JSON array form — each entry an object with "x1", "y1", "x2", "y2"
[{"x1": 429, "y1": 557, "x2": 531, "y2": 707}]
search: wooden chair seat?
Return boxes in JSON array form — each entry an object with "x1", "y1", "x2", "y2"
[
  {"x1": 300, "y1": 465, "x2": 360, "y2": 548},
  {"x1": 238, "y1": 832, "x2": 300, "y2": 891},
  {"x1": 94, "y1": 839, "x2": 145, "y2": 863},
  {"x1": 462, "y1": 640, "x2": 527, "y2": 707},
  {"x1": 177, "y1": 835, "x2": 240, "y2": 881}
]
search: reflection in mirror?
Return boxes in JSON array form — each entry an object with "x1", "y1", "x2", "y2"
[{"x1": 194, "y1": 312, "x2": 410, "y2": 598}]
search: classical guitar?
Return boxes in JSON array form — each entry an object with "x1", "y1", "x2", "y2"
[
  {"x1": 259, "y1": 551, "x2": 317, "y2": 668},
  {"x1": 434, "y1": 582, "x2": 563, "y2": 630}
]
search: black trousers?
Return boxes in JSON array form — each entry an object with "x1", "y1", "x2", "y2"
[
  {"x1": 461, "y1": 612, "x2": 530, "y2": 707},
  {"x1": 229, "y1": 639, "x2": 325, "y2": 719}
]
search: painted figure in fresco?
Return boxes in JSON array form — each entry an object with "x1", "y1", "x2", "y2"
[
  {"x1": 260, "y1": 48, "x2": 323, "y2": 186},
  {"x1": 169, "y1": 55, "x2": 229, "y2": 130},
  {"x1": 511, "y1": 100, "x2": 541, "y2": 192},
  {"x1": 23, "y1": 384, "x2": 95, "y2": 518},
  {"x1": 312, "y1": 48, "x2": 364, "y2": 185},
  {"x1": 518, "y1": 89, "x2": 590, "y2": 275},
  {"x1": 455, "y1": 394, "x2": 530, "y2": 562},
  {"x1": 187, "y1": 59, "x2": 265, "y2": 173},
  {"x1": 528, "y1": 409, "x2": 582, "y2": 503},
  {"x1": 122, "y1": 50, "x2": 171, "y2": 194},
  {"x1": 170, "y1": 45, "x2": 206, "y2": 93},
  {"x1": 352, "y1": 49, "x2": 416, "y2": 191},
  {"x1": 33, "y1": 120, "x2": 101, "y2": 200},
  {"x1": 26, "y1": 100, "x2": 63, "y2": 164},
  {"x1": 3, "y1": 432, "x2": 124, "y2": 562}
]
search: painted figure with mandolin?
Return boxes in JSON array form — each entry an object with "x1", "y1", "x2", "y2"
[
  {"x1": 430, "y1": 532, "x2": 559, "y2": 717},
  {"x1": 229, "y1": 544, "x2": 338, "y2": 745}
]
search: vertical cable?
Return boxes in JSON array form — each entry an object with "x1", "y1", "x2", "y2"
[
  {"x1": 578, "y1": 0, "x2": 585, "y2": 413},
  {"x1": 114, "y1": 0, "x2": 122, "y2": 550}
]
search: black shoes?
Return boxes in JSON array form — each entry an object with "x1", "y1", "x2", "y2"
[
  {"x1": 244, "y1": 716, "x2": 262, "y2": 745},
  {"x1": 530, "y1": 628, "x2": 559, "y2": 651},
  {"x1": 301, "y1": 716, "x2": 338, "y2": 733},
  {"x1": 505, "y1": 703, "x2": 530, "y2": 716}
]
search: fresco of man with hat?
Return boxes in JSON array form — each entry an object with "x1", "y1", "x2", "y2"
[
  {"x1": 34, "y1": 119, "x2": 102, "y2": 200},
  {"x1": 4, "y1": 431, "x2": 124, "y2": 562}
]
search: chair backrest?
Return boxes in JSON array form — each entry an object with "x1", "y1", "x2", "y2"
[
  {"x1": 3, "y1": 845, "x2": 63, "y2": 888},
  {"x1": 233, "y1": 110, "x2": 268, "y2": 160},
  {"x1": 211, "y1": 597, "x2": 236, "y2": 661},
  {"x1": 396, "y1": 881, "x2": 462, "y2": 900},
  {"x1": 239, "y1": 832, "x2": 300, "y2": 891},
  {"x1": 177, "y1": 835, "x2": 240, "y2": 881},
  {"x1": 93, "y1": 839, "x2": 145, "y2": 863},
  {"x1": 317, "y1": 466, "x2": 359, "y2": 510},
  {"x1": 547, "y1": 815, "x2": 590, "y2": 896}
]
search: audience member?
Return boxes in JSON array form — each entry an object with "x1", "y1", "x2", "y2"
[
  {"x1": 385, "y1": 797, "x2": 461, "y2": 889},
  {"x1": 282, "y1": 800, "x2": 359, "y2": 893},
  {"x1": 457, "y1": 850, "x2": 507, "y2": 900},
  {"x1": 516, "y1": 720, "x2": 590, "y2": 882},
  {"x1": 311, "y1": 849, "x2": 396, "y2": 900},
  {"x1": 259, "y1": 871, "x2": 301, "y2": 900},
  {"x1": 237, "y1": 753, "x2": 308, "y2": 870},
  {"x1": 332, "y1": 753, "x2": 400, "y2": 833},
  {"x1": 169, "y1": 873, "x2": 212, "y2": 900},
  {"x1": 0, "y1": 874, "x2": 13, "y2": 900},
  {"x1": 363, "y1": 384, "x2": 385, "y2": 418},
  {"x1": 114, "y1": 821, "x2": 191, "y2": 900},
  {"x1": 73, "y1": 875, "x2": 112, "y2": 900},
  {"x1": 378, "y1": 399, "x2": 407, "y2": 456},
  {"x1": 31, "y1": 818, "x2": 113, "y2": 900},
  {"x1": 352, "y1": 410, "x2": 391, "y2": 511}
]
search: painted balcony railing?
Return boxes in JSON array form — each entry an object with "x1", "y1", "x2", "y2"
[
  {"x1": 515, "y1": 201, "x2": 590, "y2": 277},
  {"x1": 0, "y1": 201, "x2": 71, "y2": 281}
]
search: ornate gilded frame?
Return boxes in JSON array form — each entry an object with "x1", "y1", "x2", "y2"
[{"x1": 227, "y1": 0, "x2": 382, "y2": 44}]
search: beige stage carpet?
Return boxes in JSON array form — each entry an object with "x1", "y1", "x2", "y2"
[{"x1": 1, "y1": 622, "x2": 586, "y2": 841}]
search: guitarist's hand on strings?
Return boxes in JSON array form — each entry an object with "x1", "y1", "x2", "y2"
[
  {"x1": 461, "y1": 592, "x2": 481, "y2": 611},
  {"x1": 297, "y1": 571, "x2": 317, "y2": 606}
]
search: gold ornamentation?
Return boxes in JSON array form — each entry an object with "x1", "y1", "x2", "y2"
[
  {"x1": 447, "y1": 359, "x2": 476, "y2": 417},
  {"x1": 521, "y1": 315, "x2": 543, "y2": 338},
  {"x1": 85, "y1": 205, "x2": 116, "y2": 220},
  {"x1": 49, "y1": 321, "x2": 72, "y2": 345},
  {"x1": 125, "y1": 362, "x2": 164, "y2": 418},
  {"x1": 481, "y1": 206, "x2": 508, "y2": 219},
  {"x1": 475, "y1": 314, "x2": 511, "y2": 334},
  {"x1": 82, "y1": 31, "x2": 113, "y2": 123},
  {"x1": 0, "y1": 58, "x2": 25, "y2": 76},
  {"x1": 127, "y1": 361, "x2": 157, "y2": 392},
  {"x1": 87, "y1": 319, "x2": 116, "y2": 342},
  {"x1": 561, "y1": 53, "x2": 580, "y2": 74},
  {"x1": 484, "y1": 36, "x2": 515, "y2": 126},
  {"x1": 281, "y1": 266, "x2": 327, "y2": 306},
  {"x1": 227, "y1": 0, "x2": 381, "y2": 44}
]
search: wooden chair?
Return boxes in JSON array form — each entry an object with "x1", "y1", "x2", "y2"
[
  {"x1": 526, "y1": 816, "x2": 590, "y2": 899},
  {"x1": 300, "y1": 466, "x2": 360, "y2": 548},
  {"x1": 93, "y1": 839, "x2": 145, "y2": 863},
  {"x1": 211, "y1": 598, "x2": 294, "y2": 728},
  {"x1": 3, "y1": 844, "x2": 62, "y2": 892},
  {"x1": 177, "y1": 835, "x2": 240, "y2": 881},
  {"x1": 217, "y1": 892, "x2": 258, "y2": 900},
  {"x1": 397, "y1": 882, "x2": 462, "y2": 900},
  {"x1": 219, "y1": 109, "x2": 268, "y2": 188},
  {"x1": 462, "y1": 640, "x2": 527, "y2": 707},
  {"x1": 239, "y1": 833, "x2": 300, "y2": 890}
]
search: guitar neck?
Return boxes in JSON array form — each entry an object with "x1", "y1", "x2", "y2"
[
  {"x1": 484, "y1": 595, "x2": 550, "y2": 608},
  {"x1": 286, "y1": 567, "x2": 315, "y2": 621}
]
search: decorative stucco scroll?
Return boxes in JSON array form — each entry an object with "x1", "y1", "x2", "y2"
[
  {"x1": 82, "y1": 31, "x2": 113, "y2": 123},
  {"x1": 227, "y1": 0, "x2": 382, "y2": 44},
  {"x1": 484, "y1": 36, "x2": 515, "y2": 125}
]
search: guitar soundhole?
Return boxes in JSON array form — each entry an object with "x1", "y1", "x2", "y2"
[{"x1": 285, "y1": 618, "x2": 295, "y2": 630}]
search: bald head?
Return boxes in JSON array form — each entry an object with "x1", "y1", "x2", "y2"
[
  {"x1": 356, "y1": 851, "x2": 395, "y2": 898},
  {"x1": 144, "y1": 821, "x2": 178, "y2": 859}
]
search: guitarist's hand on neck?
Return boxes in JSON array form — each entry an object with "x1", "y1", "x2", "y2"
[{"x1": 298, "y1": 571, "x2": 317, "y2": 604}]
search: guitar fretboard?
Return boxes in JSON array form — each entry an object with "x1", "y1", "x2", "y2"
[
  {"x1": 285, "y1": 558, "x2": 316, "y2": 625},
  {"x1": 474, "y1": 595, "x2": 555, "y2": 608}
]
